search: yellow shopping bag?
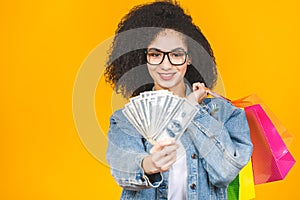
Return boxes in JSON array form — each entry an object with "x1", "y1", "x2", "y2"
[{"x1": 239, "y1": 160, "x2": 255, "y2": 200}]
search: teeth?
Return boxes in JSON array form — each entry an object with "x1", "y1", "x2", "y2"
[{"x1": 160, "y1": 73, "x2": 174, "y2": 76}]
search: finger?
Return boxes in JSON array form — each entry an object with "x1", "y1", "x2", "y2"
[
  {"x1": 194, "y1": 88, "x2": 206, "y2": 98},
  {"x1": 198, "y1": 90, "x2": 207, "y2": 100},
  {"x1": 158, "y1": 145, "x2": 178, "y2": 159},
  {"x1": 199, "y1": 83, "x2": 209, "y2": 95},
  {"x1": 152, "y1": 144, "x2": 178, "y2": 161},
  {"x1": 158, "y1": 138, "x2": 175, "y2": 147},
  {"x1": 152, "y1": 150, "x2": 177, "y2": 170},
  {"x1": 192, "y1": 82, "x2": 201, "y2": 91},
  {"x1": 154, "y1": 150, "x2": 177, "y2": 164},
  {"x1": 162, "y1": 142, "x2": 179, "y2": 152},
  {"x1": 160, "y1": 159, "x2": 176, "y2": 172},
  {"x1": 150, "y1": 142, "x2": 163, "y2": 154},
  {"x1": 160, "y1": 152, "x2": 177, "y2": 171}
]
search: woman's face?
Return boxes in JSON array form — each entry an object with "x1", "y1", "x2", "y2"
[{"x1": 146, "y1": 29, "x2": 190, "y2": 96}]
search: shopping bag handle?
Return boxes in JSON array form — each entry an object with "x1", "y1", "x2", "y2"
[
  {"x1": 205, "y1": 88, "x2": 231, "y2": 101},
  {"x1": 205, "y1": 88, "x2": 252, "y2": 107}
]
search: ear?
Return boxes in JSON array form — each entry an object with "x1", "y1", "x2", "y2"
[{"x1": 187, "y1": 57, "x2": 192, "y2": 65}]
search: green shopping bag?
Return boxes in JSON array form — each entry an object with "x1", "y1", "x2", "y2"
[
  {"x1": 227, "y1": 160, "x2": 256, "y2": 200},
  {"x1": 228, "y1": 175, "x2": 239, "y2": 200}
]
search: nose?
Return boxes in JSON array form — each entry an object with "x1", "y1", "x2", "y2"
[{"x1": 160, "y1": 55, "x2": 172, "y2": 70}]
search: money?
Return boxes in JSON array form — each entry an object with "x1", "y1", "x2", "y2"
[{"x1": 122, "y1": 90, "x2": 198, "y2": 144}]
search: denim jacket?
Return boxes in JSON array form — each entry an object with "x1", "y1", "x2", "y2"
[{"x1": 106, "y1": 97, "x2": 253, "y2": 200}]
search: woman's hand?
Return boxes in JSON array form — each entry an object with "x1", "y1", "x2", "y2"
[
  {"x1": 142, "y1": 138, "x2": 178, "y2": 174},
  {"x1": 186, "y1": 82, "x2": 208, "y2": 105}
]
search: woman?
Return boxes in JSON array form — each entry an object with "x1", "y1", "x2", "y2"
[{"x1": 105, "y1": 1, "x2": 252, "y2": 199}]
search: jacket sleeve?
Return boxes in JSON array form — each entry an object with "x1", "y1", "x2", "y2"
[
  {"x1": 106, "y1": 110, "x2": 163, "y2": 191},
  {"x1": 188, "y1": 98, "x2": 253, "y2": 187}
]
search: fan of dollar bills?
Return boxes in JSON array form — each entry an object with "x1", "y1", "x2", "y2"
[{"x1": 122, "y1": 90, "x2": 198, "y2": 144}]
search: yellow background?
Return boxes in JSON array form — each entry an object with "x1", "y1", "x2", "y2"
[{"x1": 1, "y1": 0, "x2": 299, "y2": 199}]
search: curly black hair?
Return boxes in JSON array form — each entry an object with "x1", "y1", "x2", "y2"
[{"x1": 105, "y1": 0, "x2": 217, "y2": 98}]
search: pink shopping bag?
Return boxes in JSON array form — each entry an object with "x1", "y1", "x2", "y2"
[{"x1": 244, "y1": 104, "x2": 296, "y2": 184}]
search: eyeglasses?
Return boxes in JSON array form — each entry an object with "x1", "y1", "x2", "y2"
[{"x1": 145, "y1": 48, "x2": 188, "y2": 66}]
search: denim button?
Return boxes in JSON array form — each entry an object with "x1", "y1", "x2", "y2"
[
  {"x1": 191, "y1": 153, "x2": 197, "y2": 159},
  {"x1": 190, "y1": 183, "x2": 196, "y2": 189}
]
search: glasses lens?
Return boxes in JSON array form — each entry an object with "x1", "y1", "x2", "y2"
[
  {"x1": 146, "y1": 50, "x2": 163, "y2": 65},
  {"x1": 168, "y1": 51, "x2": 186, "y2": 65}
]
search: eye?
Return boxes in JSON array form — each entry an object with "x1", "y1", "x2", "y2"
[
  {"x1": 170, "y1": 52, "x2": 185, "y2": 57},
  {"x1": 148, "y1": 52, "x2": 162, "y2": 57}
]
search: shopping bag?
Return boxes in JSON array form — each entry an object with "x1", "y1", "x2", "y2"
[
  {"x1": 207, "y1": 92, "x2": 296, "y2": 185},
  {"x1": 244, "y1": 104, "x2": 296, "y2": 184},
  {"x1": 227, "y1": 174, "x2": 239, "y2": 200},
  {"x1": 231, "y1": 94, "x2": 293, "y2": 147},
  {"x1": 227, "y1": 160, "x2": 255, "y2": 200},
  {"x1": 239, "y1": 160, "x2": 255, "y2": 200}
]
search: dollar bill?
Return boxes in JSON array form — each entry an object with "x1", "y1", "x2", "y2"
[{"x1": 122, "y1": 90, "x2": 198, "y2": 145}]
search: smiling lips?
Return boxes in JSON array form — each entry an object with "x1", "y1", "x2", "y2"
[{"x1": 158, "y1": 72, "x2": 176, "y2": 80}]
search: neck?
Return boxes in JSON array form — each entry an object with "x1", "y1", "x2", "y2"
[{"x1": 154, "y1": 81, "x2": 186, "y2": 97}]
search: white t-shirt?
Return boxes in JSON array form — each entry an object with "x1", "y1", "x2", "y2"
[{"x1": 168, "y1": 144, "x2": 187, "y2": 200}]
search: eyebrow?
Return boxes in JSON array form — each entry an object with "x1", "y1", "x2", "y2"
[{"x1": 147, "y1": 47, "x2": 187, "y2": 52}]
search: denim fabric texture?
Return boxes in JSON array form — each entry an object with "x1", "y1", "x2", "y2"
[{"x1": 106, "y1": 96, "x2": 253, "y2": 200}]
